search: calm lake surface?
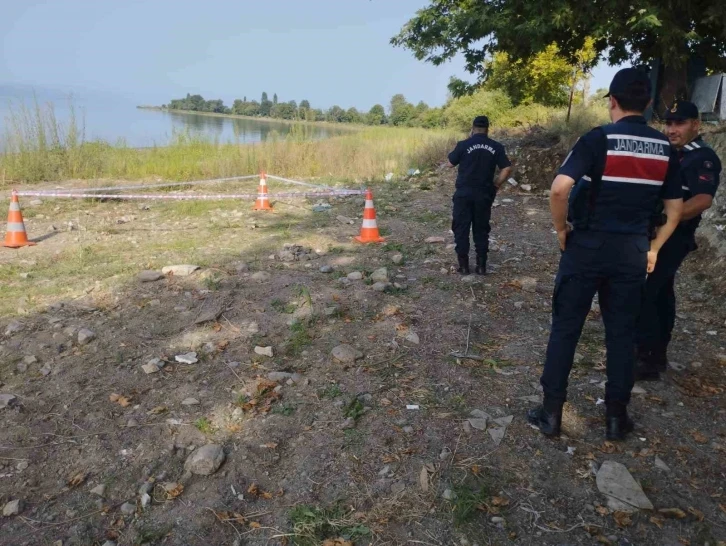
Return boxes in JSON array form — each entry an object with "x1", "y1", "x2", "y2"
[{"x1": 0, "y1": 86, "x2": 346, "y2": 148}]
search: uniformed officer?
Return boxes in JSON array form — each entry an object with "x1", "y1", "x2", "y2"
[
  {"x1": 448, "y1": 116, "x2": 512, "y2": 274},
  {"x1": 527, "y1": 68, "x2": 684, "y2": 440},
  {"x1": 635, "y1": 101, "x2": 722, "y2": 380}
]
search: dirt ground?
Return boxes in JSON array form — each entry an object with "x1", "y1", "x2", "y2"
[{"x1": 0, "y1": 170, "x2": 725, "y2": 546}]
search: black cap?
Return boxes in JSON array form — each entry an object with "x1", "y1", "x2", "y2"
[
  {"x1": 664, "y1": 100, "x2": 699, "y2": 121},
  {"x1": 472, "y1": 116, "x2": 489, "y2": 128},
  {"x1": 604, "y1": 68, "x2": 652, "y2": 98}
]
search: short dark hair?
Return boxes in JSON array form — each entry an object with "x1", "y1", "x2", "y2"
[{"x1": 611, "y1": 83, "x2": 651, "y2": 112}]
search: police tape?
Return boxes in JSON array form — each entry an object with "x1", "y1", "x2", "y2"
[{"x1": 15, "y1": 189, "x2": 366, "y2": 200}]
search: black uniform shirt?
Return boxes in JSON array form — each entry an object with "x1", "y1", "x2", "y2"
[
  {"x1": 677, "y1": 136, "x2": 722, "y2": 237},
  {"x1": 448, "y1": 134, "x2": 511, "y2": 197}
]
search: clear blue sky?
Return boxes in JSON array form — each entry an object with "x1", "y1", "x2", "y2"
[{"x1": 1, "y1": 0, "x2": 622, "y2": 110}]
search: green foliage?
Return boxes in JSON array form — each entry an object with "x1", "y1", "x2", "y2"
[
  {"x1": 318, "y1": 384, "x2": 343, "y2": 399},
  {"x1": 443, "y1": 88, "x2": 513, "y2": 131},
  {"x1": 168, "y1": 94, "x2": 229, "y2": 113},
  {"x1": 367, "y1": 104, "x2": 386, "y2": 125},
  {"x1": 194, "y1": 417, "x2": 213, "y2": 434},
  {"x1": 451, "y1": 480, "x2": 490, "y2": 526},
  {"x1": 288, "y1": 504, "x2": 371, "y2": 546},
  {"x1": 389, "y1": 94, "x2": 416, "y2": 126}
]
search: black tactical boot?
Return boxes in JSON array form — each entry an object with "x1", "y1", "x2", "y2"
[
  {"x1": 634, "y1": 347, "x2": 661, "y2": 382},
  {"x1": 457, "y1": 255, "x2": 470, "y2": 275},
  {"x1": 526, "y1": 398, "x2": 563, "y2": 437},
  {"x1": 475, "y1": 255, "x2": 487, "y2": 275},
  {"x1": 605, "y1": 403, "x2": 635, "y2": 441},
  {"x1": 650, "y1": 345, "x2": 668, "y2": 372}
]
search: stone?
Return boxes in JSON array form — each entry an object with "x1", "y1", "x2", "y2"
[
  {"x1": 371, "y1": 268, "x2": 388, "y2": 282},
  {"x1": 138, "y1": 270, "x2": 164, "y2": 282},
  {"x1": 337, "y1": 215, "x2": 355, "y2": 225},
  {"x1": 402, "y1": 426, "x2": 414, "y2": 434},
  {"x1": 470, "y1": 409, "x2": 492, "y2": 420},
  {"x1": 254, "y1": 346, "x2": 274, "y2": 357},
  {"x1": 91, "y1": 484, "x2": 106, "y2": 497},
  {"x1": 16, "y1": 460, "x2": 28, "y2": 471},
  {"x1": 30, "y1": 199, "x2": 43, "y2": 206},
  {"x1": 77, "y1": 328, "x2": 96, "y2": 345},
  {"x1": 332, "y1": 344, "x2": 363, "y2": 363},
  {"x1": 39, "y1": 363, "x2": 52, "y2": 376},
  {"x1": 16, "y1": 362, "x2": 28, "y2": 373},
  {"x1": 518, "y1": 277, "x2": 538, "y2": 292},
  {"x1": 690, "y1": 361, "x2": 702, "y2": 369},
  {"x1": 372, "y1": 282, "x2": 391, "y2": 292},
  {"x1": 425, "y1": 236, "x2": 446, "y2": 243},
  {"x1": 234, "y1": 262, "x2": 249, "y2": 273},
  {"x1": 101, "y1": 542, "x2": 117, "y2": 546},
  {"x1": 520, "y1": 184, "x2": 532, "y2": 192},
  {"x1": 162, "y1": 265, "x2": 200, "y2": 277},
  {"x1": 491, "y1": 516, "x2": 505, "y2": 523},
  {"x1": 142, "y1": 363, "x2": 161, "y2": 374},
  {"x1": 404, "y1": 331, "x2": 420, "y2": 345},
  {"x1": 442, "y1": 489, "x2": 456, "y2": 500},
  {"x1": 126, "y1": 418, "x2": 139, "y2": 428},
  {"x1": 488, "y1": 427, "x2": 506, "y2": 445},
  {"x1": 514, "y1": 301, "x2": 524, "y2": 310},
  {"x1": 181, "y1": 398, "x2": 200, "y2": 406},
  {"x1": 468, "y1": 418, "x2": 488, "y2": 431},
  {"x1": 391, "y1": 253, "x2": 404, "y2": 265},
  {"x1": 251, "y1": 271, "x2": 271, "y2": 282},
  {"x1": 23, "y1": 355, "x2": 38, "y2": 365},
  {"x1": 140, "y1": 493, "x2": 151, "y2": 508},
  {"x1": 669, "y1": 361, "x2": 686, "y2": 372},
  {"x1": 184, "y1": 444, "x2": 225, "y2": 475},
  {"x1": 175, "y1": 352, "x2": 198, "y2": 364},
  {"x1": 631, "y1": 385, "x2": 647, "y2": 395},
  {"x1": 120, "y1": 502, "x2": 136, "y2": 516},
  {"x1": 378, "y1": 465, "x2": 391, "y2": 477},
  {"x1": 3, "y1": 499, "x2": 23, "y2": 516},
  {"x1": 0, "y1": 394, "x2": 18, "y2": 409},
  {"x1": 319, "y1": 265, "x2": 334, "y2": 273},
  {"x1": 338, "y1": 278, "x2": 352, "y2": 287},
  {"x1": 493, "y1": 415, "x2": 514, "y2": 427},
  {"x1": 596, "y1": 460, "x2": 654, "y2": 511},
  {"x1": 347, "y1": 271, "x2": 363, "y2": 281},
  {"x1": 5, "y1": 320, "x2": 23, "y2": 335},
  {"x1": 267, "y1": 371, "x2": 292, "y2": 382},
  {"x1": 278, "y1": 250, "x2": 296, "y2": 262},
  {"x1": 654, "y1": 456, "x2": 671, "y2": 473}
]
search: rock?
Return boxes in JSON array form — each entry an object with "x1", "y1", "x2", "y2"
[
  {"x1": 234, "y1": 262, "x2": 249, "y2": 273},
  {"x1": 251, "y1": 271, "x2": 271, "y2": 282},
  {"x1": 520, "y1": 184, "x2": 532, "y2": 192},
  {"x1": 254, "y1": 346, "x2": 274, "y2": 357},
  {"x1": 181, "y1": 398, "x2": 200, "y2": 406},
  {"x1": 404, "y1": 331, "x2": 420, "y2": 345},
  {"x1": 332, "y1": 344, "x2": 363, "y2": 363},
  {"x1": 30, "y1": 199, "x2": 43, "y2": 206},
  {"x1": 16, "y1": 362, "x2": 28, "y2": 373},
  {"x1": 493, "y1": 415, "x2": 514, "y2": 427},
  {"x1": 324, "y1": 306, "x2": 340, "y2": 317},
  {"x1": 175, "y1": 352, "x2": 198, "y2": 364},
  {"x1": 5, "y1": 320, "x2": 23, "y2": 335},
  {"x1": 425, "y1": 236, "x2": 446, "y2": 243},
  {"x1": 39, "y1": 363, "x2": 52, "y2": 376},
  {"x1": 120, "y1": 502, "x2": 136, "y2": 516},
  {"x1": 468, "y1": 418, "x2": 488, "y2": 431},
  {"x1": 0, "y1": 394, "x2": 18, "y2": 409},
  {"x1": 470, "y1": 409, "x2": 492, "y2": 420},
  {"x1": 3, "y1": 499, "x2": 22, "y2": 516},
  {"x1": 669, "y1": 361, "x2": 686, "y2": 372},
  {"x1": 162, "y1": 265, "x2": 200, "y2": 277},
  {"x1": 488, "y1": 427, "x2": 506, "y2": 445},
  {"x1": 383, "y1": 304, "x2": 400, "y2": 316},
  {"x1": 514, "y1": 301, "x2": 524, "y2": 310},
  {"x1": 77, "y1": 328, "x2": 96, "y2": 345},
  {"x1": 442, "y1": 489, "x2": 456, "y2": 500},
  {"x1": 596, "y1": 460, "x2": 654, "y2": 511},
  {"x1": 278, "y1": 250, "x2": 296, "y2": 262},
  {"x1": 518, "y1": 277, "x2": 538, "y2": 292},
  {"x1": 140, "y1": 493, "x2": 151, "y2": 508},
  {"x1": 461, "y1": 275, "x2": 479, "y2": 283},
  {"x1": 631, "y1": 385, "x2": 647, "y2": 395},
  {"x1": 319, "y1": 265, "x2": 334, "y2": 273},
  {"x1": 23, "y1": 355, "x2": 37, "y2": 365},
  {"x1": 337, "y1": 215, "x2": 355, "y2": 225},
  {"x1": 378, "y1": 465, "x2": 391, "y2": 477},
  {"x1": 338, "y1": 278, "x2": 352, "y2": 287},
  {"x1": 491, "y1": 516, "x2": 505, "y2": 523},
  {"x1": 690, "y1": 361, "x2": 702, "y2": 369},
  {"x1": 142, "y1": 362, "x2": 161, "y2": 374},
  {"x1": 402, "y1": 425, "x2": 414, "y2": 434},
  {"x1": 101, "y1": 542, "x2": 117, "y2": 546},
  {"x1": 372, "y1": 282, "x2": 391, "y2": 292},
  {"x1": 184, "y1": 444, "x2": 225, "y2": 475},
  {"x1": 138, "y1": 270, "x2": 164, "y2": 282},
  {"x1": 267, "y1": 372, "x2": 292, "y2": 382},
  {"x1": 391, "y1": 253, "x2": 404, "y2": 265},
  {"x1": 371, "y1": 268, "x2": 388, "y2": 282},
  {"x1": 16, "y1": 461, "x2": 28, "y2": 471},
  {"x1": 347, "y1": 271, "x2": 363, "y2": 281},
  {"x1": 654, "y1": 456, "x2": 671, "y2": 473},
  {"x1": 90, "y1": 484, "x2": 106, "y2": 497}
]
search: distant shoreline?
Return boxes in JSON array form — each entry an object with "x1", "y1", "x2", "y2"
[{"x1": 136, "y1": 106, "x2": 362, "y2": 130}]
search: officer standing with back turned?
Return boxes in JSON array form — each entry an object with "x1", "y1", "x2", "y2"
[
  {"x1": 635, "y1": 101, "x2": 722, "y2": 380},
  {"x1": 527, "y1": 68, "x2": 684, "y2": 441},
  {"x1": 448, "y1": 116, "x2": 512, "y2": 275}
]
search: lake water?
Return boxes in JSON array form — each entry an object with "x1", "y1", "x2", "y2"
[{"x1": 0, "y1": 86, "x2": 345, "y2": 148}]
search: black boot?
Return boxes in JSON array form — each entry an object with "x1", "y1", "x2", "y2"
[
  {"x1": 526, "y1": 398, "x2": 563, "y2": 437},
  {"x1": 634, "y1": 347, "x2": 661, "y2": 382},
  {"x1": 475, "y1": 255, "x2": 487, "y2": 275},
  {"x1": 457, "y1": 255, "x2": 470, "y2": 275},
  {"x1": 650, "y1": 345, "x2": 668, "y2": 372},
  {"x1": 605, "y1": 403, "x2": 635, "y2": 441}
]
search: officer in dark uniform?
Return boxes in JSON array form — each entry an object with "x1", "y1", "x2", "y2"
[
  {"x1": 448, "y1": 116, "x2": 512, "y2": 274},
  {"x1": 635, "y1": 101, "x2": 722, "y2": 380},
  {"x1": 527, "y1": 68, "x2": 684, "y2": 440}
]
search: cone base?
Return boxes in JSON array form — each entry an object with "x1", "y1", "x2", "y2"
[
  {"x1": 4, "y1": 241, "x2": 36, "y2": 248},
  {"x1": 354, "y1": 235, "x2": 385, "y2": 244},
  {"x1": 252, "y1": 205, "x2": 273, "y2": 211}
]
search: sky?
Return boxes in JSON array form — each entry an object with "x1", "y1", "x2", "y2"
[{"x1": 1, "y1": 0, "x2": 623, "y2": 111}]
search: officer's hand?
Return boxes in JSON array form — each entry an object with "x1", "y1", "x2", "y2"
[
  {"x1": 557, "y1": 226, "x2": 572, "y2": 251},
  {"x1": 647, "y1": 250, "x2": 658, "y2": 273}
]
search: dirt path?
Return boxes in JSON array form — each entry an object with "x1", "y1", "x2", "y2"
[{"x1": 0, "y1": 173, "x2": 724, "y2": 546}]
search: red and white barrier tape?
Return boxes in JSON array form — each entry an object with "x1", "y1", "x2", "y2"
[{"x1": 15, "y1": 189, "x2": 365, "y2": 200}]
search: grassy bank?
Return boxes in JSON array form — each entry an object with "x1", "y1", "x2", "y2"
[{"x1": 0, "y1": 101, "x2": 457, "y2": 185}]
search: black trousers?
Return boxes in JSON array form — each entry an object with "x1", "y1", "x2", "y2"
[
  {"x1": 636, "y1": 230, "x2": 694, "y2": 353},
  {"x1": 452, "y1": 194, "x2": 493, "y2": 257},
  {"x1": 541, "y1": 231, "x2": 648, "y2": 407}
]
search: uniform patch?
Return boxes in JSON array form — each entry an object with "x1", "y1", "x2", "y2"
[{"x1": 704, "y1": 160, "x2": 714, "y2": 169}]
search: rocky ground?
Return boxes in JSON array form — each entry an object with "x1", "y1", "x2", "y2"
[{"x1": 0, "y1": 171, "x2": 724, "y2": 546}]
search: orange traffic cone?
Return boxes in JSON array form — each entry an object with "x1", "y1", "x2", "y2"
[
  {"x1": 354, "y1": 189, "x2": 385, "y2": 243},
  {"x1": 3, "y1": 191, "x2": 35, "y2": 248},
  {"x1": 252, "y1": 171, "x2": 273, "y2": 211}
]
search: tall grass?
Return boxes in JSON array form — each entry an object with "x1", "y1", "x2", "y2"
[{"x1": 0, "y1": 100, "x2": 457, "y2": 185}]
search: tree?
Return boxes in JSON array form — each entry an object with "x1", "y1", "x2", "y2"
[
  {"x1": 300, "y1": 100, "x2": 311, "y2": 110},
  {"x1": 391, "y1": 0, "x2": 726, "y2": 114},
  {"x1": 367, "y1": 104, "x2": 386, "y2": 125},
  {"x1": 273, "y1": 93, "x2": 278, "y2": 104},
  {"x1": 260, "y1": 91, "x2": 272, "y2": 117},
  {"x1": 342, "y1": 107, "x2": 363, "y2": 124},
  {"x1": 389, "y1": 94, "x2": 415, "y2": 126},
  {"x1": 326, "y1": 105, "x2": 345, "y2": 122},
  {"x1": 443, "y1": 88, "x2": 513, "y2": 132}
]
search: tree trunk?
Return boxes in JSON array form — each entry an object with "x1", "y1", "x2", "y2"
[
  {"x1": 583, "y1": 73, "x2": 591, "y2": 106},
  {"x1": 566, "y1": 71, "x2": 577, "y2": 123},
  {"x1": 656, "y1": 62, "x2": 689, "y2": 119}
]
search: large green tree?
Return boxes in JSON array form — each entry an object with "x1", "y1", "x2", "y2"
[{"x1": 392, "y1": 0, "x2": 726, "y2": 113}]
